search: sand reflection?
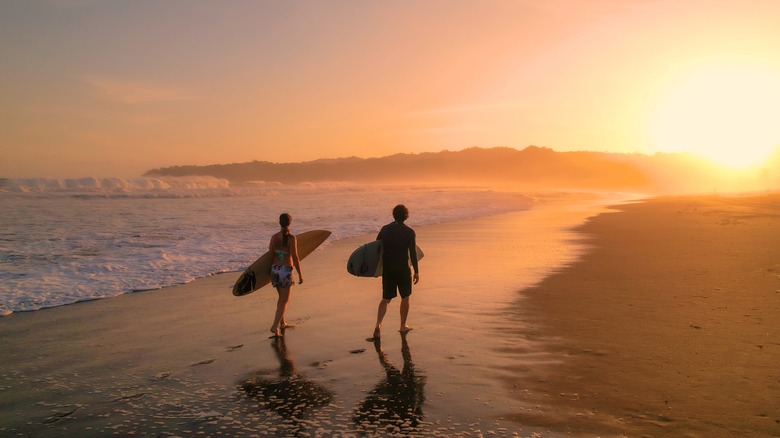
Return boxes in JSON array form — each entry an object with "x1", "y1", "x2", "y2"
[
  {"x1": 239, "y1": 337, "x2": 333, "y2": 432},
  {"x1": 353, "y1": 333, "x2": 426, "y2": 434}
]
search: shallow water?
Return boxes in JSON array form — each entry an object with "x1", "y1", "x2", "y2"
[{"x1": 0, "y1": 177, "x2": 536, "y2": 315}]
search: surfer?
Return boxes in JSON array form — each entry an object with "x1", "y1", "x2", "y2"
[
  {"x1": 269, "y1": 213, "x2": 303, "y2": 337},
  {"x1": 372, "y1": 204, "x2": 419, "y2": 340}
]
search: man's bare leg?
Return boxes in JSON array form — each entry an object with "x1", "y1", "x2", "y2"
[
  {"x1": 399, "y1": 297, "x2": 412, "y2": 333},
  {"x1": 373, "y1": 299, "x2": 390, "y2": 339}
]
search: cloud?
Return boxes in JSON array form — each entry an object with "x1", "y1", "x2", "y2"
[
  {"x1": 83, "y1": 75, "x2": 197, "y2": 104},
  {"x1": 404, "y1": 102, "x2": 529, "y2": 118}
]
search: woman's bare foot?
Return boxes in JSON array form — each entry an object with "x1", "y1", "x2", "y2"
[
  {"x1": 369, "y1": 326, "x2": 381, "y2": 341},
  {"x1": 399, "y1": 326, "x2": 413, "y2": 334},
  {"x1": 270, "y1": 327, "x2": 282, "y2": 338},
  {"x1": 280, "y1": 322, "x2": 295, "y2": 330}
]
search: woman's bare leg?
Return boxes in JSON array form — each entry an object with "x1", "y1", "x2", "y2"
[{"x1": 270, "y1": 287, "x2": 292, "y2": 337}]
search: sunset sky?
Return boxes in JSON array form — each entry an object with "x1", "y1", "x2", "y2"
[{"x1": 3, "y1": 0, "x2": 780, "y2": 178}]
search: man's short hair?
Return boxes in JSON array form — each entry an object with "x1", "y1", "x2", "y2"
[{"x1": 392, "y1": 204, "x2": 409, "y2": 222}]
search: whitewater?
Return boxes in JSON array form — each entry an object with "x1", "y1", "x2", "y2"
[{"x1": 0, "y1": 176, "x2": 535, "y2": 316}]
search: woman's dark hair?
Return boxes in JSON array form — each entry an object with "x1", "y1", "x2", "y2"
[
  {"x1": 392, "y1": 204, "x2": 409, "y2": 222},
  {"x1": 279, "y1": 213, "x2": 292, "y2": 246}
]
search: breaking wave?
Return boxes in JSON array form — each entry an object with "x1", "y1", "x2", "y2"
[{"x1": 0, "y1": 176, "x2": 233, "y2": 197}]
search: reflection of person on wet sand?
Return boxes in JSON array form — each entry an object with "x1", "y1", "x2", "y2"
[
  {"x1": 353, "y1": 333, "x2": 426, "y2": 433},
  {"x1": 239, "y1": 337, "x2": 332, "y2": 432}
]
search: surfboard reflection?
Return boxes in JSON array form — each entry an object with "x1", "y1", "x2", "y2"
[
  {"x1": 239, "y1": 337, "x2": 333, "y2": 431},
  {"x1": 353, "y1": 333, "x2": 426, "y2": 433}
]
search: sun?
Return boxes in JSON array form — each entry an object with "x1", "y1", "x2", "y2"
[{"x1": 648, "y1": 63, "x2": 780, "y2": 168}]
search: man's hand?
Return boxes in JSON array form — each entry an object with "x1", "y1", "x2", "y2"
[{"x1": 412, "y1": 272, "x2": 419, "y2": 284}]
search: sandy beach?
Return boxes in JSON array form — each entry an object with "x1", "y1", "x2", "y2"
[
  {"x1": 2, "y1": 193, "x2": 779, "y2": 437},
  {"x1": 516, "y1": 193, "x2": 780, "y2": 437}
]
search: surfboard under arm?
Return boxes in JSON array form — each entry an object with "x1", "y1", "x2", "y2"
[{"x1": 233, "y1": 229, "x2": 331, "y2": 296}]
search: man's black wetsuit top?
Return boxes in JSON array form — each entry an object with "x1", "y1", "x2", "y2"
[{"x1": 377, "y1": 221, "x2": 418, "y2": 274}]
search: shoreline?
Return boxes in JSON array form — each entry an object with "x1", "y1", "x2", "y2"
[
  {"x1": 0, "y1": 182, "x2": 541, "y2": 316},
  {"x1": 0, "y1": 190, "x2": 603, "y2": 318}
]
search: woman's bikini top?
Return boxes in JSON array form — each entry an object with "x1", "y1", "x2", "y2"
[{"x1": 274, "y1": 248, "x2": 288, "y2": 262}]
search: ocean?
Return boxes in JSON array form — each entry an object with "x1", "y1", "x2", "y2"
[{"x1": 0, "y1": 177, "x2": 535, "y2": 315}]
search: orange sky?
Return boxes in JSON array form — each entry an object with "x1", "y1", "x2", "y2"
[{"x1": 2, "y1": 0, "x2": 780, "y2": 178}]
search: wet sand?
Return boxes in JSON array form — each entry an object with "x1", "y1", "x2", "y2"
[
  {"x1": 2, "y1": 193, "x2": 778, "y2": 437},
  {"x1": 0, "y1": 194, "x2": 604, "y2": 437}
]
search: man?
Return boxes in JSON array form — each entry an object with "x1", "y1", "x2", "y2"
[{"x1": 372, "y1": 204, "x2": 419, "y2": 340}]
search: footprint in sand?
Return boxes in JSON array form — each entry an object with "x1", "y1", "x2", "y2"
[{"x1": 43, "y1": 406, "x2": 80, "y2": 424}]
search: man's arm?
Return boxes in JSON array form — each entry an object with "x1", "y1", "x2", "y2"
[{"x1": 409, "y1": 231, "x2": 419, "y2": 284}]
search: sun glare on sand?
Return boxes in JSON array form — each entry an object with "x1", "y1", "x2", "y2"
[{"x1": 649, "y1": 64, "x2": 780, "y2": 168}]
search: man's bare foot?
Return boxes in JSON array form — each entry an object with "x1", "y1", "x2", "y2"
[
  {"x1": 368, "y1": 327, "x2": 380, "y2": 341},
  {"x1": 399, "y1": 326, "x2": 413, "y2": 334}
]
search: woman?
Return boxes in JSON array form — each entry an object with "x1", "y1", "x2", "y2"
[{"x1": 269, "y1": 213, "x2": 303, "y2": 337}]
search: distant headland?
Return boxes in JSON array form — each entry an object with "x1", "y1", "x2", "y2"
[{"x1": 144, "y1": 146, "x2": 779, "y2": 194}]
